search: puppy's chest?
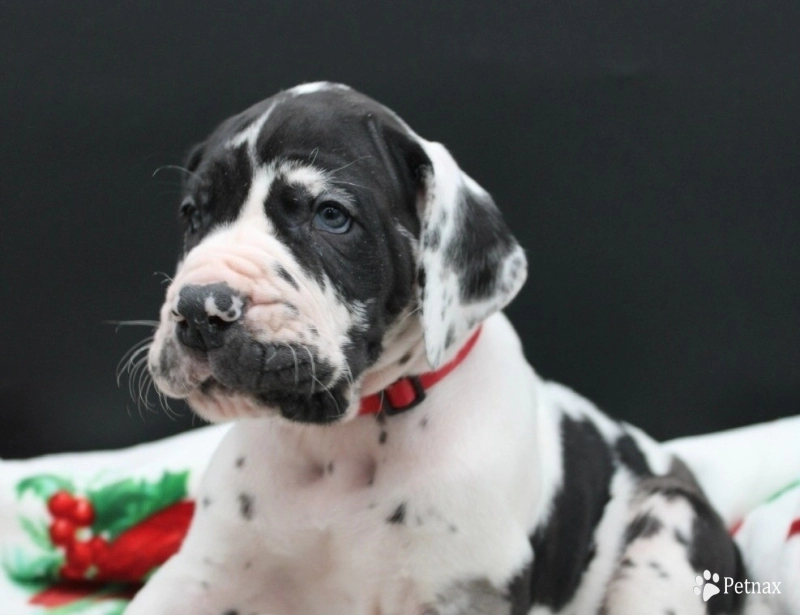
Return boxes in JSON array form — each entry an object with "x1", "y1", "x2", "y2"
[{"x1": 193, "y1": 418, "x2": 489, "y2": 613}]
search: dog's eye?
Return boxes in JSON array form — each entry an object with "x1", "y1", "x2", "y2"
[
  {"x1": 180, "y1": 198, "x2": 202, "y2": 234},
  {"x1": 313, "y1": 202, "x2": 351, "y2": 234}
]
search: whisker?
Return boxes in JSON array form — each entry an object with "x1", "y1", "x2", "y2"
[
  {"x1": 299, "y1": 343, "x2": 317, "y2": 396},
  {"x1": 287, "y1": 344, "x2": 300, "y2": 387},
  {"x1": 116, "y1": 337, "x2": 154, "y2": 384},
  {"x1": 329, "y1": 179, "x2": 367, "y2": 190},
  {"x1": 152, "y1": 165, "x2": 201, "y2": 182},
  {"x1": 106, "y1": 320, "x2": 159, "y2": 332},
  {"x1": 327, "y1": 155, "x2": 372, "y2": 176},
  {"x1": 154, "y1": 271, "x2": 173, "y2": 285}
]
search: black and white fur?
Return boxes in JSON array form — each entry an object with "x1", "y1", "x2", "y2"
[{"x1": 128, "y1": 83, "x2": 745, "y2": 615}]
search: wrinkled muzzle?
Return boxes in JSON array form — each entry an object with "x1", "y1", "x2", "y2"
[{"x1": 147, "y1": 221, "x2": 360, "y2": 424}]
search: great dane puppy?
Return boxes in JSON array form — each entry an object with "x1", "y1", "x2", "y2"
[{"x1": 127, "y1": 83, "x2": 745, "y2": 615}]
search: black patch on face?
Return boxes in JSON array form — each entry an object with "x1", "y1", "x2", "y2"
[
  {"x1": 180, "y1": 145, "x2": 253, "y2": 253},
  {"x1": 275, "y1": 263, "x2": 299, "y2": 290},
  {"x1": 387, "y1": 502, "x2": 406, "y2": 525},
  {"x1": 615, "y1": 433, "x2": 652, "y2": 477},
  {"x1": 523, "y1": 416, "x2": 615, "y2": 612},
  {"x1": 625, "y1": 514, "x2": 663, "y2": 544},
  {"x1": 238, "y1": 493, "x2": 254, "y2": 520},
  {"x1": 443, "y1": 187, "x2": 517, "y2": 303}
]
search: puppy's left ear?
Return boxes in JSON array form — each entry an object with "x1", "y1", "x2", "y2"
[{"x1": 414, "y1": 140, "x2": 527, "y2": 367}]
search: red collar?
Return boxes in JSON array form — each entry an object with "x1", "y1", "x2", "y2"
[{"x1": 358, "y1": 327, "x2": 482, "y2": 416}]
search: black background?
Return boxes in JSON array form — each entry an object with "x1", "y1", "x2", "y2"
[{"x1": 2, "y1": 2, "x2": 798, "y2": 458}]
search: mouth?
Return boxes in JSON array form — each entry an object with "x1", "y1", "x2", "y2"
[
  {"x1": 194, "y1": 369, "x2": 352, "y2": 424},
  {"x1": 197, "y1": 339, "x2": 331, "y2": 393},
  {"x1": 159, "y1": 336, "x2": 353, "y2": 423}
]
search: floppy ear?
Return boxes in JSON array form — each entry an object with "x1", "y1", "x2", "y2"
[{"x1": 415, "y1": 140, "x2": 527, "y2": 367}]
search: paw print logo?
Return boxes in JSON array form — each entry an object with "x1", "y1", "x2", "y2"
[{"x1": 693, "y1": 569, "x2": 721, "y2": 602}]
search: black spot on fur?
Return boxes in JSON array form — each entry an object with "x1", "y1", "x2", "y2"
[
  {"x1": 222, "y1": 610, "x2": 239, "y2": 615},
  {"x1": 379, "y1": 430, "x2": 387, "y2": 444},
  {"x1": 425, "y1": 226, "x2": 441, "y2": 250},
  {"x1": 399, "y1": 352, "x2": 412, "y2": 365},
  {"x1": 387, "y1": 503, "x2": 406, "y2": 525},
  {"x1": 417, "y1": 265, "x2": 426, "y2": 291},
  {"x1": 327, "y1": 462, "x2": 334, "y2": 474},
  {"x1": 620, "y1": 557, "x2": 635, "y2": 568},
  {"x1": 238, "y1": 493, "x2": 254, "y2": 520},
  {"x1": 615, "y1": 433, "x2": 652, "y2": 477},
  {"x1": 283, "y1": 302, "x2": 299, "y2": 315},
  {"x1": 235, "y1": 456, "x2": 245, "y2": 468},
  {"x1": 420, "y1": 416, "x2": 428, "y2": 428},
  {"x1": 445, "y1": 325, "x2": 455, "y2": 349},
  {"x1": 275, "y1": 264, "x2": 299, "y2": 290},
  {"x1": 201, "y1": 581, "x2": 210, "y2": 589},
  {"x1": 443, "y1": 186, "x2": 517, "y2": 303},
  {"x1": 648, "y1": 561, "x2": 669, "y2": 578},
  {"x1": 525, "y1": 416, "x2": 615, "y2": 612},
  {"x1": 674, "y1": 529, "x2": 690, "y2": 546},
  {"x1": 308, "y1": 325, "x2": 318, "y2": 337},
  {"x1": 625, "y1": 514, "x2": 663, "y2": 544},
  {"x1": 686, "y1": 499, "x2": 747, "y2": 615},
  {"x1": 640, "y1": 460, "x2": 747, "y2": 615},
  {"x1": 202, "y1": 497, "x2": 211, "y2": 508}
]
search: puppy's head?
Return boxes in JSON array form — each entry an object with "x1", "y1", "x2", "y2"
[{"x1": 148, "y1": 82, "x2": 526, "y2": 424}]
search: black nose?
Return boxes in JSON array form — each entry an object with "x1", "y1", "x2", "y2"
[{"x1": 174, "y1": 283, "x2": 244, "y2": 351}]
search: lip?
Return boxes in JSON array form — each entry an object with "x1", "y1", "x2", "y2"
[{"x1": 198, "y1": 359, "x2": 320, "y2": 397}]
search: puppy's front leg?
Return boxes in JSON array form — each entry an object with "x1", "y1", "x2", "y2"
[{"x1": 124, "y1": 552, "x2": 278, "y2": 615}]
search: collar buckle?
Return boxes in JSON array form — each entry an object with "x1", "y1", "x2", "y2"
[{"x1": 383, "y1": 375, "x2": 426, "y2": 415}]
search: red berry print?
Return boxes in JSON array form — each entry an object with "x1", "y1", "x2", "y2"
[
  {"x1": 59, "y1": 562, "x2": 86, "y2": 581},
  {"x1": 66, "y1": 540, "x2": 94, "y2": 571},
  {"x1": 69, "y1": 497, "x2": 95, "y2": 527},
  {"x1": 88, "y1": 535, "x2": 109, "y2": 563},
  {"x1": 47, "y1": 491, "x2": 75, "y2": 518},
  {"x1": 49, "y1": 518, "x2": 76, "y2": 547}
]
